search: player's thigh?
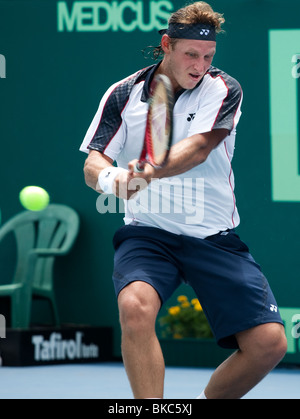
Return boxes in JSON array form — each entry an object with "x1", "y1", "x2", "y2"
[
  {"x1": 181, "y1": 230, "x2": 283, "y2": 348},
  {"x1": 112, "y1": 226, "x2": 182, "y2": 306}
]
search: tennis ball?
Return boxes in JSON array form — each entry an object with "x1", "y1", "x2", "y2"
[{"x1": 19, "y1": 186, "x2": 50, "y2": 211}]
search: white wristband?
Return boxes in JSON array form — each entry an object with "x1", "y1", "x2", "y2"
[{"x1": 98, "y1": 167, "x2": 128, "y2": 195}]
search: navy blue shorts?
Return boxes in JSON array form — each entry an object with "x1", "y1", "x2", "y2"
[{"x1": 112, "y1": 225, "x2": 283, "y2": 349}]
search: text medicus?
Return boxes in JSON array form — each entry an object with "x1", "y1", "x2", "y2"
[{"x1": 58, "y1": 1, "x2": 174, "y2": 32}]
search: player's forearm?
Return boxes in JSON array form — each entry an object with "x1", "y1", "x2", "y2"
[
  {"x1": 84, "y1": 150, "x2": 113, "y2": 192},
  {"x1": 128, "y1": 137, "x2": 207, "y2": 185},
  {"x1": 128, "y1": 131, "x2": 224, "y2": 184},
  {"x1": 156, "y1": 137, "x2": 207, "y2": 178},
  {"x1": 85, "y1": 150, "x2": 138, "y2": 199},
  {"x1": 153, "y1": 129, "x2": 228, "y2": 179}
]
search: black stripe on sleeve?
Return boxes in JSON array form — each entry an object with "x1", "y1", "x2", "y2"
[
  {"x1": 88, "y1": 66, "x2": 154, "y2": 154},
  {"x1": 208, "y1": 67, "x2": 242, "y2": 132}
]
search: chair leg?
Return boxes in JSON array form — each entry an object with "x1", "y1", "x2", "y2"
[
  {"x1": 50, "y1": 297, "x2": 60, "y2": 327},
  {"x1": 11, "y1": 291, "x2": 31, "y2": 329}
]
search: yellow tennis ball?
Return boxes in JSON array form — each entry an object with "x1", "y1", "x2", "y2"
[{"x1": 19, "y1": 186, "x2": 50, "y2": 211}]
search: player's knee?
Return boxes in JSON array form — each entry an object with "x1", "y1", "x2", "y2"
[
  {"x1": 118, "y1": 294, "x2": 156, "y2": 337},
  {"x1": 266, "y1": 326, "x2": 287, "y2": 365},
  {"x1": 247, "y1": 324, "x2": 287, "y2": 367}
]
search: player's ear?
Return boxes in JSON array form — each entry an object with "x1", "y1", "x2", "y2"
[{"x1": 161, "y1": 35, "x2": 172, "y2": 54}]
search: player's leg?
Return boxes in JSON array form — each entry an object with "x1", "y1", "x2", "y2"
[
  {"x1": 118, "y1": 281, "x2": 164, "y2": 399},
  {"x1": 112, "y1": 225, "x2": 182, "y2": 399},
  {"x1": 203, "y1": 322, "x2": 287, "y2": 399},
  {"x1": 181, "y1": 230, "x2": 287, "y2": 399}
]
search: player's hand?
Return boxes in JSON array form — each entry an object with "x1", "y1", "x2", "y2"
[
  {"x1": 128, "y1": 159, "x2": 156, "y2": 183},
  {"x1": 112, "y1": 170, "x2": 135, "y2": 200},
  {"x1": 113, "y1": 168, "x2": 150, "y2": 200}
]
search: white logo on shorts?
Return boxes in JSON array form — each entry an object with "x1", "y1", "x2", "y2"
[{"x1": 270, "y1": 304, "x2": 278, "y2": 312}]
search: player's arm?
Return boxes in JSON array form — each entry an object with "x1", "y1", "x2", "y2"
[
  {"x1": 84, "y1": 150, "x2": 113, "y2": 192},
  {"x1": 157, "y1": 128, "x2": 228, "y2": 177},
  {"x1": 84, "y1": 150, "x2": 139, "y2": 199},
  {"x1": 128, "y1": 128, "x2": 228, "y2": 180}
]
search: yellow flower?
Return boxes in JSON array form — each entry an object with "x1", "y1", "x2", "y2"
[
  {"x1": 194, "y1": 302, "x2": 203, "y2": 312},
  {"x1": 177, "y1": 295, "x2": 188, "y2": 303},
  {"x1": 181, "y1": 302, "x2": 190, "y2": 308},
  {"x1": 168, "y1": 306, "x2": 181, "y2": 316},
  {"x1": 191, "y1": 298, "x2": 199, "y2": 305},
  {"x1": 173, "y1": 333, "x2": 183, "y2": 339}
]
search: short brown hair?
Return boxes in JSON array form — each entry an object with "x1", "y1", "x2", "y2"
[
  {"x1": 144, "y1": 2, "x2": 224, "y2": 60},
  {"x1": 169, "y1": 1, "x2": 225, "y2": 33}
]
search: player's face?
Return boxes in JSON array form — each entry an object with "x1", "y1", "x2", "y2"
[{"x1": 161, "y1": 37, "x2": 216, "y2": 91}]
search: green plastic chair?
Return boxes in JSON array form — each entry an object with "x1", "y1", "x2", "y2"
[{"x1": 0, "y1": 204, "x2": 80, "y2": 329}]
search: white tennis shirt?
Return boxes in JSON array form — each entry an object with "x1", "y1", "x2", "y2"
[{"x1": 80, "y1": 63, "x2": 243, "y2": 238}]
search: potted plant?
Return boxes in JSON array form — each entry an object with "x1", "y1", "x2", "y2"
[
  {"x1": 159, "y1": 295, "x2": 213, "y2": 339},
  {"x1": 158, "y1": 295, "x2": 233, "y2": 368}
]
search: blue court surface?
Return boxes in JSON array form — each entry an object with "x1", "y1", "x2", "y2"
[{"x1": 0, "y1": 362, "x2": 299, "y2": 399}]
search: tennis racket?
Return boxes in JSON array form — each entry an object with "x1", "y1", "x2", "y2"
[{"x1": 135, "y1": 74, "x2": 174, "y2": 172}]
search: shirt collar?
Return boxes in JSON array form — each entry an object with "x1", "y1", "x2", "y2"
[
  {"x1": 141, "y1": 61, "x2": 208, "y2": 103},
  {"x1": 141, "y1": 61, "x2": 162, "y2": 102}
]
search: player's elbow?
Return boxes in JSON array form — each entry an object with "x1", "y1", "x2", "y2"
[
  {"x1": 192, "y1": 129, "x2": 228, "y2": 166},
  {"x1": 194, "y1": 145, "x2": 211, "y2": 166}
]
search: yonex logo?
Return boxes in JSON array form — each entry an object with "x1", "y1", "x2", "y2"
[
  {"x1": 200, "y1": 29, "x2": 210, "y2": 36},
  {"x1": 270, "y1": 304, "x2": 278, "y2": 313},
  {"x1": 187, "y1": 113, "x2": 196, "y2": 122}
]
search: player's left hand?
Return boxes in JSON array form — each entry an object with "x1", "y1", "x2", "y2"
[
  {"x1": 124, "y1": 159, "x2": 155, "y2": 198},
  {"x1": 128, "y1": 159, "x2": 156, "y2": 185}
]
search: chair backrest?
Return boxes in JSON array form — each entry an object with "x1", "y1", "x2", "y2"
[{"x1": 0, "y1": 204, "x2": 80, "y2": 288}]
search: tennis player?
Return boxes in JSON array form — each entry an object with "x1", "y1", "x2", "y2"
[{"x1": 80, "y1": 1, "x2": 287, "y2": 399}]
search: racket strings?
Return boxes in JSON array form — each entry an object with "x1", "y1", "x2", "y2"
[{"x1": 148, "y1": 83, "x2": 172, "y2": 166}]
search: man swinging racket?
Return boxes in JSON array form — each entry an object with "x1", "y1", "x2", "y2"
[{"x1": 80, "y1": 1, "x2": 287, "y2": 399}]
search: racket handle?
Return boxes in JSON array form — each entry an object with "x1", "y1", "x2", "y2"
[{"x1": 134, "y1": 162, "x2": 145, "y2": 173}]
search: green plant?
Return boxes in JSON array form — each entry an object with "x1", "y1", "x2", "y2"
[{"x1": 158, "y1": 295, "x2": 214, "y2": 339}]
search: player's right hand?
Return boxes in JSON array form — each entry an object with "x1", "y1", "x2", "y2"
[{"x1": 113, "y1": 170, "x2": 146, "y2": 200}]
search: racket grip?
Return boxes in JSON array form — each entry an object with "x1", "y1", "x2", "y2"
[{"x1": 134, "y1": 162, "x2": 145, "y2": 173}]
